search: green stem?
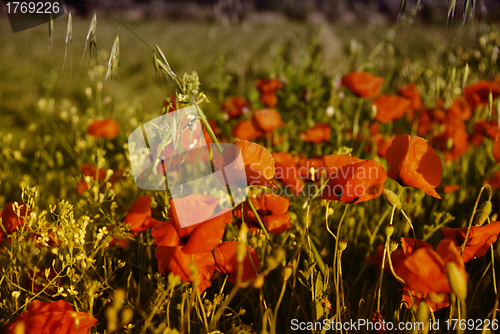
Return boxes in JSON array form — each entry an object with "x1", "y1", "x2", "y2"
[{"x1": 247, "y1": 198, "x2": 272, "y2": 245}]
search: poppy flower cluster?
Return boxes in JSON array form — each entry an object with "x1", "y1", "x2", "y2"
[
  {"x1": 255, "y1": 78, "x2": 283, "y2": 107},
  {"x1": 152, "y1": 195, "x2": 259, "y2": 292}
]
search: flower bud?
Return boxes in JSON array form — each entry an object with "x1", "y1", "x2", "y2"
[
  {"x1": 416, "y1": 302, "x2": 430, "y2": 334},
  {"x1": 446, "y1": 261, "x2": 467, "y2": 301},
  {"x1": 389, "y1": 240, "x2": 399, "y2": 253},
  {"x1": 338, "y1": 239, "x2": 348, "y2": 252},
  {"x1": 383, "y1": 189, "x2": 401, "y2": 210},
  {"x1": 428, "y1": 292, "x2": 446, "y2": 304},
  {"x1": 385, "y1": 224, "x2": 394, "y2": 238},
  {"x1": 474, "y1": 201, "x2": 492, "y2": 226},
  {"x1": 253, "y1": 274, "x2": 265, "y2": 289},
  {"x1": 283, "y1": 265, "x2": 293, "y2": 281}
]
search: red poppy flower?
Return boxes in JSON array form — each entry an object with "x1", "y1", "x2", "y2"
[
  {"x1": 232, "y1": 120, "x2": 264, "y2": 141},
  {"x1": 398, "y1": 83, "x2": 423, "y2": 112},
  {"x1": 255, "y1": 78, "x2": 283, "y2": 107},
  {"x1": 299, "y1": 123, "x2": 331, "y2": 143},
  {"x1": 373, "y1": 134, "x2": 395, "y2": 159},
  {"x1": 152, "y1": 196, "x2": 233, "y2": 254},
  {"x1": 443, "y1": 184, "x2": 460, "y2": 193},
  {"x1": 441, "y1": 221, "x2": 500, "y2": 263},
  {"x1": 493, "y1": 132, "x2": 500, "y2": 164},
  {"x1": 155, "y1": 245, "x2": 214, "y2": 292},
  {"x1": 372, "y1": 94, "x2": 411, "y2": 123},
  {"x1": 448, "y1": 97, "x2": 472, "y2": 121},
  {"x1": 0, "y1": 202, "x2": 29, "y2": 237},
  {"x1": 123, "y1": 196, "x2": 162, "y2": 235},
  {"x1": 392, "y1": 237, "x2": 433, "y2": 275},
  {"x1": 77, "y1": 163, "x2": 107, "y2": 195},
  {"x1": 432, "y1": 125, "x2": 468, "y2": 162},
  {"x1": 402, "y1": 288, "x2": 450, "y2": 312},
  {"x1": 222, "y1": 96, "x2": 251, "y2": 119},
  {"x1": 234, "y1": 193, "x2": 292, "y2": 234},
  {"x1": 372, "y1": 310, "x2": 387, "y2": 334},
  {"x1": 341, "y1": 71, "x2": 385, "y2": 98},
  {"x1": 5, "y1": 300, "x2": 97, "y2": 334},
  {"x1": 386, "y1": 135, "x2": 442, "y2": 199},
  {"x1": 485, "y1": 170, "x2": 500, "y2": 189},
  {"x1": 235, "y1": 140, "x2": 275, "y2": 187},
  {"x1": 255, "y1": 78, "x2": 283, "y2": 93},
  {"x1": 320, "y1": 154, "x2": 387, "y2": 203},
  {"x1": 464, "y1": 80, "x2": 500, "y2": 110},
  {"x1": 469, "y1": 119, "x2": 499, "y2": 146},
  {"x1": 396, "y1": 239, "x2": 467, "y2": 294},
  {"x1": 252, "y1": 109, "x2": 284, "y2": 132},
  {"x1": 86, "y1": 118, "x2": 120, "y2": 139},
  {"x1": 298, "y1": 156, "x2": 325, "y2": 180},
  {"x1": 273, "y1": 152, "x2": 305, "y2": 196},
  {"x1": 214, "y1": 241, "x2": 259, "y2": 284}
]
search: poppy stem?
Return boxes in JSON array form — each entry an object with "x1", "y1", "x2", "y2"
[
  {"x1": 333, "y1": 204, "x2": 349, "y2": 315},
  {"x1": 246, "y1": 197, "x2": 273, "y2": 246},
  {"x1": 352, "y1": 99, "x2": 363, "y2": 139},
  {"x1": 461, "y1": 184, "x2": 492, "y2": 254}
]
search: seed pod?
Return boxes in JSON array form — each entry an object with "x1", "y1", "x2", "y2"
[
  {"x1": 283, "y1": 265, "x2": 293, "y2": 281},
  {"x1": 446, "y1": 262, "x2": 467, "y2": 301},
  {"x1": 253, "y1": 274, "x2": 265, "y2": 289},
  {"x1": 383, "y1": 189, "x2": 401, "y2": 210},
  {"x1": 416, "y1": 302, "x2": 430, "y2": 334},
  {"x1": 475, "y1": 201, "x2": 492, "y2": 226},
  {"x1": 389, "y1": 240, "x2": 399, "y2": 253},
  {"x1": 338, "y1": 239, "x2": 348, "y2": 251},
  {"x1": 385, "y1": 224, "x2": 394, "y2": 238}
]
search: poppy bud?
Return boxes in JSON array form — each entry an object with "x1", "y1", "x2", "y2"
[
  {"x1": 283, "y1": 265, "x2": 293, "y2": 281},
  {"x1": 416, "y1": 302, "x2": 430, "y2": 334},
  {"x1": 446, "y1": 262, "x2": 468, "y2": 301},
  {"x1": 474, "y1": 201, "x2": 492, "y2": 226},
  {"x1": 428, "y1": 292, "x2": 446, "y2": 304},
  {"x1": 389, "y1": 240, "x2": 399, "y2": 253},
  {"x1": 383, "y1": 189, "x2": 401, "y2": 210},
  {"x1": 338, "y1": 239, "x2": 348, "y2": 251},
  {"x1": 385, "y1": 224, "x2": 394, "y2": 238},
  {"x1": 253, "y1": 274, "x2": 265, "y2": 289}
]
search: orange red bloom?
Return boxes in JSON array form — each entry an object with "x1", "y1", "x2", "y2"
[
  {"x1": 441, "y1": 221, "x2": 500, "y2": 263},
  {"x1": 232, "y1": 120, "x2": 264, "y2": 141},
  {"x1": 255, "y1": 78, "x2": 283, "y2": 107},
  {"x1": 464, "y1": 80, "x2": 500, "y2": 110},
  {"x1": 235, "y1": 140, "x2": 275, "y2": 187},
  {"x1": 397, "y1": 83, "x2": 422, "y2": 112},
  {"x1": 123, "y1": 196, "x2": 162, "y2": 235},
  {"x1": 5, "y1": 300, "x2": 97, "y2": 334},
  {"x1": 234, "y1": 193, "x2": 293, "y2": 234},
  {"x1": 0, "y1": 202, "x2": 29, "y2": 238},
  {"x1": 86, "y1": 118, "x2": 120, "y2": 139},
  {"x1": 214, "y1": 241, "x2": 259, "y2": 284},
  {"x1": 299, "y1": 122, "x2": 331, "y2": 144},
  {"x1": 386, "y1": 135, "x2": 442, "y2": 199},
  {"x1": 320, "y1": 154, "x2": 387, "y2": 203},
  {"x1": 221, "y1": 96, "x2": 251, "y2": 119},
  {"x1": 252, "y1": 109, "x2": 284, "y2": 132},
  {"x1": 273, "y1": 152, "x2": 305, "y2": 196},
  {"x1": 396, "y1": 239, "x2": 467, "y2": 295},
  {"x1": 341, "y1": 71, "x2": 384, "y2": 98},
  {"x1": 372, "y1": 94, "x2": 411, "y2": 123}
]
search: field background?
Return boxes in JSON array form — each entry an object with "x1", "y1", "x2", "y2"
[{"x1": 0, "y1": 9, "x2": 461, "y2": 147}]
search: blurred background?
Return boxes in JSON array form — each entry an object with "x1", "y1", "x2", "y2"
[{"x1": 0, "y1": 0, "x2": 498, "y2": 142}]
